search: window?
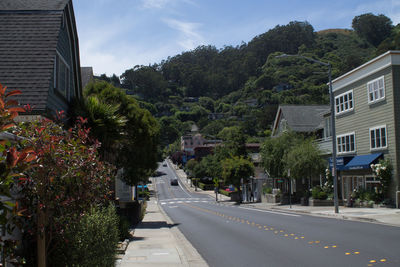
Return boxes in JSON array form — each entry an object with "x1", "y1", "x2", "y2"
[
  {"x1": 324, "y1": 117, "x2": 332, "y2": 139},
  {"x1": 337, "y1": 132, "x2": 356, "y2": 154},
  {"x1": 335, "y1": 90, "x2": 353, "y2": 115},
  {"x1": 370, "y1": 125, "x2": 387, "y2": 150},
  {"x1": 54, "y1": 52, "x2": 70, "y2": 98},
  {"x1": 367, "y1": 76, "x2": 385, "y2": 103}
]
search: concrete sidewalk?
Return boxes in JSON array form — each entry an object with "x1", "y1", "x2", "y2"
[{"x1": 117, "y1": 197, "x2": 208, "y2": 266}]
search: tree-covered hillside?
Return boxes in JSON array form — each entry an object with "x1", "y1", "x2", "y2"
[{"x1": 98, "y1": 13, "x2": 396, "y2": 150}]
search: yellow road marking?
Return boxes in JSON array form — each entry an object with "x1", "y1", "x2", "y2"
[
  {"x1": 332, "y1": 245, "x2": 337, "y2": 248},
  {"x1": 345, "y1": 253, "x2": 351, "y2": 255},
  {"x1": 369, "y1": 260, "x2": 376, "y2": 263},
  {"x1": 280, "y1": 230, "x2": 284, "y2": 232},
  {"x1": 324, "y1": 246, "x2": 329, "y2": 249},
  {"x1": 315, "y1": 241, "x2": 320, "y2": 244},
  {"x1": 354, "y1": 252, "x2": 360, "y2": 255},
  {"x1": 380, "y1": 259, "x2": 387, "y2": 262},
  {"x1": 294, "y1": 237, "x2": 299, "y2": 240},
  {"x1": 308, "y1": 241, "x2": 314, "y2": 244},
  {"x1": 284, "y1": 234, "x2": 289, "y2": 237},
  {"x1": 300, "y1": 236, "x2": 305, "y2": 239}
]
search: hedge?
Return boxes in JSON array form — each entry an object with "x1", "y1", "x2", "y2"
[{"x1": 198, "y1": 182, "x2": 214, "y2": 190}]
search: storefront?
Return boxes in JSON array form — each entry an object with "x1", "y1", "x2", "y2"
[{"x1": 334, "y1": 153, "x2": 383, "y2": 201}]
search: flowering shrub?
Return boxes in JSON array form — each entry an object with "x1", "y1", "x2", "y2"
[
  {"x1": 0, "y1": 83, "x2": 36, "y2": 264},
  {"x1": 371, "y1": 159, "x2": 392, "y2": 198},
  {"x1": 15, "y1": 115, "x2": 116, "y2": 264}
]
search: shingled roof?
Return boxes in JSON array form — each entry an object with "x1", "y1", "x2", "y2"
[
  {"x1": 0, "y1": 0, "x2": 71, "y2": 112},
  {"x1": 272, "y1": 105, "x2": 330, "y2": 135},
  {"x1": 0, "y1": 0, "x2": 69, "y2": 11}
]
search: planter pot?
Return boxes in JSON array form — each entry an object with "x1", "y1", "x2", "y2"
[{"x1": 263, "y1": 193, "x2": 280, "y2": 203}]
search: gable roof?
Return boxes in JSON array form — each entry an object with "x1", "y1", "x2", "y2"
[
  {"x1": 0, "y1": 0, "x2": 69, "y2": 11},
  {"x1": 272, "y1": 105, "x2": 330, "y2": 135},
  {"x1": 0, "y1": 11, "x2": 63, "y2": 111},
  {"x1": 0, "y1": 0, "x2": 82, "y2": 113}
]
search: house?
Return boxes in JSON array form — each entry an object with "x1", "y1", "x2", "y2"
[
  {"x1": 331, "y1": 50, "x2": 400, "y2": 207},
  {"x1": 81, "y1": 66, "x2": 94, "y2": 89},
  {"x1": 181, "y1": 133, "x2": 206, "y2": 156},
  {"x1": 271, "y1": 104, "x2": 332, "y2": 156},
  {"x1": 271, "y1": 105, "x2": 330, "y2": 138},
  {"x1": 0, "y1": 0, "x2": 82, "y2": 121}
]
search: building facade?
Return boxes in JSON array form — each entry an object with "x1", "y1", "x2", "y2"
[
  {"x1": 332, "y1": 50, "x2": 400, "y2": 206},
  {"x1": 0, "y1": 0, "x2": 82, "y2": 120}
]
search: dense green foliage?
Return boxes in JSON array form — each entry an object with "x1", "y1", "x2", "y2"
[
  {"x1": 75, "y1": 81, "x2": 160, "y2": 185},
  {"x1": 98, "y1": 13, "x2": 395, "y2": 150},
  {"x1": 50, "y1": 205, "x2": 119, "y2": 267}
]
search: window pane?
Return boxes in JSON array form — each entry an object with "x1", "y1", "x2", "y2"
[
  {"x1": 369, "y1": 92, "x2": 374, "y2": 102},
  {"x1": 337, "y1": 137, "x2": 341, "y2": 152},
  {"x1": 370, "y1": 130, "x2": 375, "y2": 148},
  {"x1": 342, "y1": 137, "x2": 346, "y2": 151},
  {"x1": 381, "y1": 128, "x2": 386, "y2": 147},
  {"x1": 350, "y1": 135, "x2": 355, "y2": 151},
  {"x1": 376, "y1": 129, "x2": 381, "y2": 147},
  {"x1": 346, "y1": 135, "x2": 350, "y2": 151}
]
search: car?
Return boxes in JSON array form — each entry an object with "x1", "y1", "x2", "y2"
[
  {"x1": 170, "y1": 179, "x2": 178, "y2": 186},
  {"x1": 162, "y1": 162, "x2": 167, "y2": 167}
]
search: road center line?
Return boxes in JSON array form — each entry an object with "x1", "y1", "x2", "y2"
[{"x1": 238, "y1": 206, "x2": 301, "y2": 217}]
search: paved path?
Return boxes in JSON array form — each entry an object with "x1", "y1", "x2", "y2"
[{"x1": 117, "y1": 194, "x2": 207, "y2": 267}]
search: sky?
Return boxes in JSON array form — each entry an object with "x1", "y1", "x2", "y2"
[{"x1": 73, "y1": 0, "x2": 400, "y2": 76}]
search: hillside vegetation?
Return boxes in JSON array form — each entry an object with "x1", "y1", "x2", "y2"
[{"x1": 97, "y1": 13, "x2": 399, "y2": 149}]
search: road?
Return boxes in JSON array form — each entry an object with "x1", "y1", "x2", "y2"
[{"x1": 153, "y1": 162, "x2": 400, "y2": 267}]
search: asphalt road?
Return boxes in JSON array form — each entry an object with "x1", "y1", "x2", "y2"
[{"x1": 153, "y1": 162, "x2": 400, "y2": 267}]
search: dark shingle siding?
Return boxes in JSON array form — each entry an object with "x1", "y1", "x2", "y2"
[
  {"x1": 0, "y1": 12, "x2": 62, "y2": 110},
  {"x1": 0, "y1": 0, "x2": 69, "y2": 11}
]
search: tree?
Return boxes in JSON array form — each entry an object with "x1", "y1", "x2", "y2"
[
  {"x1": 352, "y1": 13, "x2": 393, "y2": 47},
  {"x1": 82, "y1": 81, "x2": 160, "y2": 186},
  {"x1": 261, "y1": 132, "x2": 300, "y2": 178},
  {"x1": 221, "y1": 156, "x2": 254, "y2": 202},
  {"x1": 217, "y1": 126, "x2": 247, "y2": 156},
  {"x1": 284, "y1": 139, "x2": 325, "y2": 193}
]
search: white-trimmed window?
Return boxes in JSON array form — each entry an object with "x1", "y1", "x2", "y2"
[
  {"x1": 54, "y1": 52, "x2": 70, "y2": 98},
  {"x1": 367, "y1": 76, "x2": 385, "y2": 103},
  {"x1": 370, "y1": 125, "x2": 387, "y2": 150},
  {"x1": 337, "y1": 132, "x2": 356, "y2": 154},
  {"x1": 335, "y1": 90, "x2": 353, "y2": 115}
]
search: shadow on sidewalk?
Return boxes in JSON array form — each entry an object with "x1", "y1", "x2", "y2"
[{"x1": 136, "y1": 221, "x2": 180, "y2": 229}]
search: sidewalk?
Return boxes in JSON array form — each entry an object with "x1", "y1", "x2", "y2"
[
  {"x1": 117, "y1": 194, "x2": 208, "y2": 266},
  {"x1": 170, "y1": 161, "x2": 400, "y2": 227}
]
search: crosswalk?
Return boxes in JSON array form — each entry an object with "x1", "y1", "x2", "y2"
[{"x1": 159, "y1": 198, "x2": 213, "y2": 205}]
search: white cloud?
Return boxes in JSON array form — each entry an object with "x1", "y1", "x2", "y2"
[
  {"x1": 163, "y1": 18, "x2": 205, "y2": 50},
  {"x1": 141, "y1": 0, "x2": 171, "y2": 9}
]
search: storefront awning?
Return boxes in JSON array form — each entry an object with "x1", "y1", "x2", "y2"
[
  {"x1": 329, "y1": 156, "x2": 353, "y2": 171},
  {"x1": 343, "y1": 153, "x2": 382, "y2": 170}
]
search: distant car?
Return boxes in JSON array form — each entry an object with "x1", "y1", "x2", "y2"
[
  {"x1": 170, "y1": 179, "x2": 178, "y2": 186},
  {"x1": 163, "y1": 162, "x2": 167, "y2": 167}
]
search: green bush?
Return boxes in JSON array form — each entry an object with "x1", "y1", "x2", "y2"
[
  {"x1": 219, "y1": 189, "x2": 231, "y2": 196},
  {"x1": 311, "y1": 186, "x2": 328, "y2": 200},
  {"x1": 263, "y1": 187, "x2": 273, "y2": 194},
  {"x1": 198, "y1": 182, "x2": 214, "y2": 190},
  {"x1": 119, "y1": 215, "x2": 131, "y2": 241},
  {"x1": 50, "y1": 205, "x2": 119, "y2": 267}
]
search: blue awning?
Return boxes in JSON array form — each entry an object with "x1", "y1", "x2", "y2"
[
  {"x1": 329, "y1": 156, "x2": 353, "y2": 171},
  {"x1": 343, "y1": 153, "x2": 382, "y2": 170}
]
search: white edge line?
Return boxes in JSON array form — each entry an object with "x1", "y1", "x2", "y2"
[{"x1": 238, "y1": 206, "x2": 301, "y2": 217}]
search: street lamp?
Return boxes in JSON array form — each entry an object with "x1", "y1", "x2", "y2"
[{"x1": 275, "y1": 54, "x2": 339, "y2": 213}]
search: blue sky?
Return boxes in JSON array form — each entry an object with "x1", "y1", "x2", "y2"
[{"x1": 73, "y1": 0, "x2": 400, "y2": 76}]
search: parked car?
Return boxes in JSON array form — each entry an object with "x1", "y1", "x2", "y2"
[
  {"x1": 163, "y1": 162, "x2": 167, "y2": 167},
  {"x1": 170, "y1": 179, "x2": 178, "y2": 186}
]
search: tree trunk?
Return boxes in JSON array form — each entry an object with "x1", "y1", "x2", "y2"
[{"x1": 37, "y1": 208, "x2": 46, "y2": 267}]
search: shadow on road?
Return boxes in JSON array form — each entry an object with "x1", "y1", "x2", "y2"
[{"x1": 136, "y1": 221, "x2": 180, "y2": 229}]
